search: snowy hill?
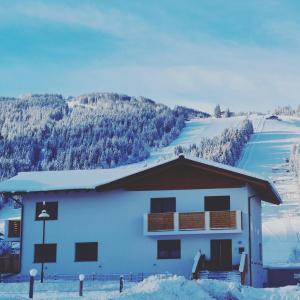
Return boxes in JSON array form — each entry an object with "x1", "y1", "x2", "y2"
[{"x1": 0, "y1": 93, "x2": 189, "y2": 179}]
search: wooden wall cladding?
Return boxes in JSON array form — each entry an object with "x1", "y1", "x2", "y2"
[{"x1": 125, "y1": 163, "x2": 244, "y2": 191}]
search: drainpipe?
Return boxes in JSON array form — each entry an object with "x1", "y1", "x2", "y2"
[
  {"x1": 248, "y1": 194, "x2": 256, "y2": 286},
  {"x1": 2, "y1": 193, "x2": 24, "y2": 274}
]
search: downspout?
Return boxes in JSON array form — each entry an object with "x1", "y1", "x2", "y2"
[
  {"x1": 3, "y1": 193, "x2": 24, "y2": 274},
  {"x1": 248, "y1": 194, "x2": 256, "y2": 286}
]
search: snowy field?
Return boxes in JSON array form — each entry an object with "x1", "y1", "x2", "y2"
[{"x1": 0, "y1": 275, "x2": 299, "y2": 300}]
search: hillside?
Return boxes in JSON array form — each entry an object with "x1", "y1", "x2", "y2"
[{"x1": 0, "y1": 93, "x2": 190, "y2": 179}]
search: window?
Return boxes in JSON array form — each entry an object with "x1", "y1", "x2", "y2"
[
  {"x1": 75, "y1": 242, "x2": 98, "y2": 262},
  {"x1": 157, "y1": 240, "x2": 181, "y2": 259},
  {"x1": 8, "y1": 220, "x2": 21, "y2": 238},
  {"x1": 204, "y1": 196, "x2": 230, "y2": 211},
  {"x1": 34, "y1": 244, "x2": 57, "y2": 263},
  {"x1": 151, "y1": 198, "x2": 176, "y2": 213},
  {"x1": 35, "y1": 202, "x2": 58, "y2": 220}
]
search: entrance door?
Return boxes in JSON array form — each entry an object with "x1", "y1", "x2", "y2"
[{"x1": 210, "y1": 239, "x2": 232, "y2": 271}]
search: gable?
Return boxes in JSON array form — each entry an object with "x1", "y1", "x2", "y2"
[
  {"x1": 96, "y1": 157, "x2": 280, "y2": 204},
  {"x1": 120, "y1": 163, "x2": 245, "y2": 190},
  {"x1": 97, "y1": 159, "x2": 245, "y2": 191}
]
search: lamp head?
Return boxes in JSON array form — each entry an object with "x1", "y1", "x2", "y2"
[
  {"x1": 29, "y1": 268, "x2": 38, "y2": 277},
  {"x1": 79, "y1": 274, "x2": 85, "y2": 281},
  {"x1": 38, "y1": 209, "x2": 50, "y2": 219}
]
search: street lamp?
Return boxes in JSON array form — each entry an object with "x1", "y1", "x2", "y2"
[{"x1": 38, "y1": 201, "x2": 50, "y2": 283}]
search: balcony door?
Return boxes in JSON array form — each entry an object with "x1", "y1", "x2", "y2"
[
  {"x1": 204, "y1": 196, "x2": 230, "y2": 211},
  {"x1": 210, "y1": 239, "x2": 232, "y2": 271}
]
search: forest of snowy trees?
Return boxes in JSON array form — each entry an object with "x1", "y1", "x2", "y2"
[
  {"x1": 0, "y1": 93, "x2": 192, "y2": 179},
  {"x1": 174, "y1": 119, "x2": 254, "y2": 166}
]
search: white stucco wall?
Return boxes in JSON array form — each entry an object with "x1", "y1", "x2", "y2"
[
  {"x1": 247, "y1": 185, "x2": 263, "y2": 287},
  {"x1": 20, "y1": 186, "x2": 252, "y2": 280}
]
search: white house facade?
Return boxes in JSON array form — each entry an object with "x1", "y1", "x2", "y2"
[{"x1": 0, "y1": 155, "x2": 282, "y2": 287}]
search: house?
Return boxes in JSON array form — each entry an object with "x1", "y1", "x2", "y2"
[
  {"x1": 0, "y1": 155, "x2": 281, "y2": 287},
  {"x1": 266, "y1": 115, "x2": 282, "y2": 121}
]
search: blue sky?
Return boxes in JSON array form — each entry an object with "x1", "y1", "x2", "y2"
[{"x1": 1, "y1": 0, "x2": 300, "y2": 112}]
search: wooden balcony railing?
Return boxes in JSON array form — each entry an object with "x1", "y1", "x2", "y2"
[
  {"x1": 148, "y1": 212, "x2": 174, "y2": 231},
  {"x1": 179, "y1": 212, "x2": 205, "y2": 230},
  {"x1": 145, "y1": 211, "x2": 242, "y2": 235},
  {"x1": 210, "y1": 211, "x2": 236, "y2": 229}
]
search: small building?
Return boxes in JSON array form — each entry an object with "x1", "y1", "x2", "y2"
[
  {"x1": 0, "y1": 156, "x2": 281, "y2": 287},
  {"x1": 3, "y1": 217, "x2": 21, "y2": 242}
]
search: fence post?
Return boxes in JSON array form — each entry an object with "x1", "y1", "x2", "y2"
[
  {"x1": 29, "y1": 269, "x2": 37, "y2": 299},
  {"x1": 79, "y1": 274, "x2": 84, "y2": 297},
  {"x1": 119, "y1": 275, "x2": 124, "y2": 293}
]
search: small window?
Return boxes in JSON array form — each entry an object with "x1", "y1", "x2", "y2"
[
  {"x1": 8, "y1": 220, "x2": 21, "y2": 238},
  {"x1": 157, "y1": 240, "x2": 181, "y2": 259},
  {"x1": 34, "y1": 244, "x2": 57, "y2": 263},
  {"x1": 204, "y1": 196, "x2": 230, "y2": 211},
  {"x1": 151, "y1": 198, "x2": 176, "y2": 213},
  {"x1": 75, "y1": 242, "x2": 98, "y2": 262},
  {"x1": 35, "y1": 202, "x2": 58, "y2": 220}
]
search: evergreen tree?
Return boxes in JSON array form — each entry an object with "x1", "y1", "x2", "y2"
[{"x1": 214, "y1": 104, "x2": 222, "y2": 118}]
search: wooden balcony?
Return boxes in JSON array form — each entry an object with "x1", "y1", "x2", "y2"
[
  {"x1": 210, "y1": 211, "x2": 237, "y2": 229},
  {"x1": 144, "y1": 211, "x2": 242, "y2": 236},
  {"x1": 148, "y1": 212, "x2": 174, "y2": 231},
  {"x1": 179, "y1": 212, "x2": 205, "y2": 230}
]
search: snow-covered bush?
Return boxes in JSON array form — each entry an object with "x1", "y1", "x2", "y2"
[
  {"x1": 289, "y1": 144, "x2": 300, "y2": 177},
  {"x1": 0, "y1": 240, "x2": 12, "y2": 256},
  {"x1": 174, "y1": 119, "x2": 253, "y2": 166}
]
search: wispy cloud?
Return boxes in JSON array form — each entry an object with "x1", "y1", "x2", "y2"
[{"x1": 5, "y1": 2, "x2": 146, "y2": 38}]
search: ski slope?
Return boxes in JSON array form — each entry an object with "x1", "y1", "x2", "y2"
[
  {"x1": 146, "y1": 116, "x2": 248, "y2": 164},
  {"x1": 238, "y1": 116, "x2": 300, "y2": 265}
]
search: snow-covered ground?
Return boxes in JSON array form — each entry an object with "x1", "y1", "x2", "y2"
[{"x1": 0, "y1": 275, "x2": 299, "y2": 300}]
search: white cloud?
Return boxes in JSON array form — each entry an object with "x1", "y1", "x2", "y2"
[{"x1": 8, "y1": 2, "x2": 146, "y2": 38}]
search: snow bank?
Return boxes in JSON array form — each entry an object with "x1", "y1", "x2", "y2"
[{"x1": 0, "y1": 275, "x2": 299, "y2": 300}]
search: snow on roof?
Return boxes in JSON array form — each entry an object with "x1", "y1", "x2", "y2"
[{"x1": 0, "y1": 155, "x2": 281, "y2": 203}]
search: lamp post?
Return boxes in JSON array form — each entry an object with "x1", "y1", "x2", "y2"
[
  {"x1": 38, "y1": 201, "x2": 50, "y2": 283},
  {"x1": 29, "y1": 268, "x2": 38, "y2": 298}
]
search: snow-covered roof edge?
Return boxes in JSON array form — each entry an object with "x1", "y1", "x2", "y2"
[{"x1": 0, "y1": 155, "x2": 282, "y2": 204}]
